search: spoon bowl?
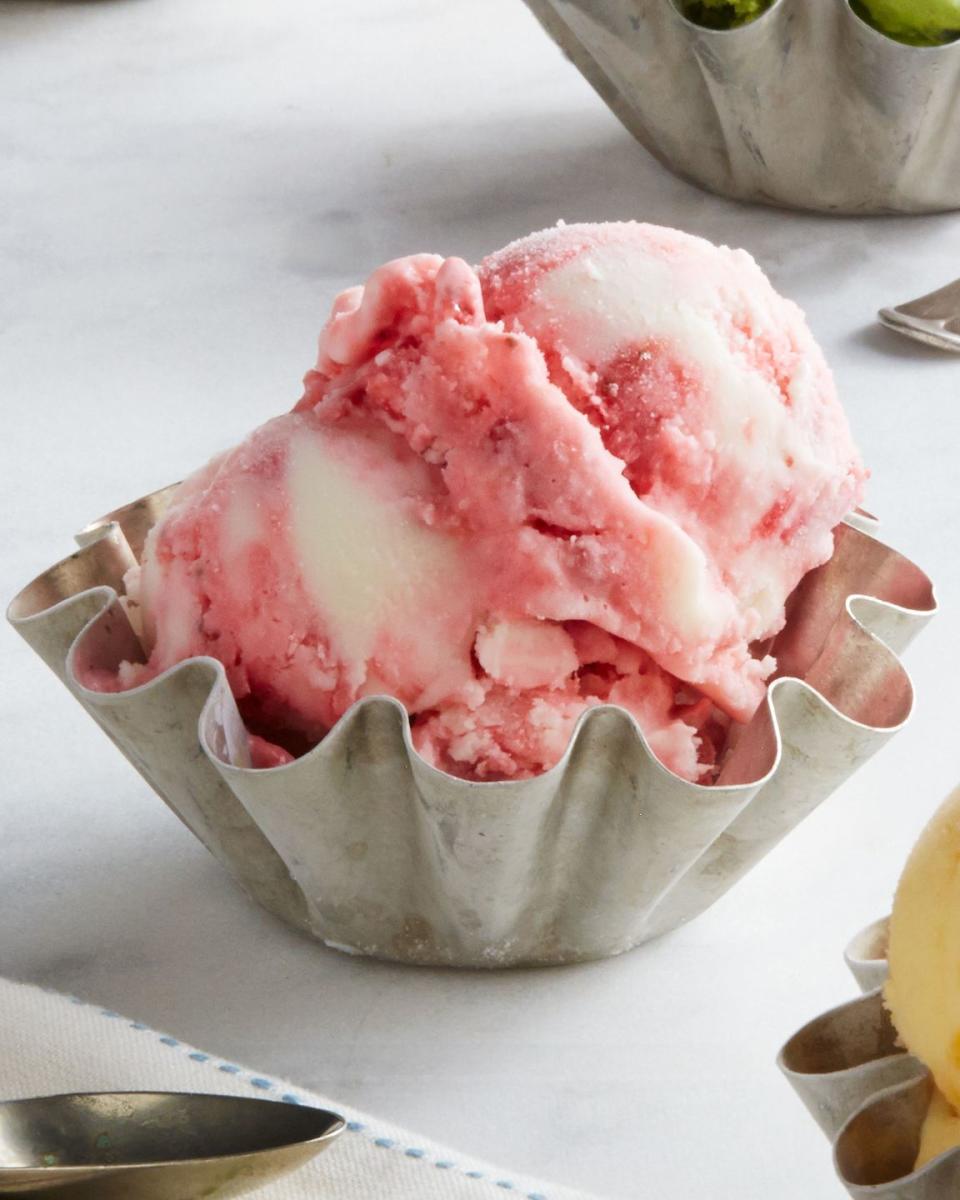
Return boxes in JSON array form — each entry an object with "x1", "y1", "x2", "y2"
[
  {"x1": 0, "y1": 1092, "x2": 344, "y2": 1197},
  {"x1": 879, "y1": 276, "x2": 960, "y2": 352}
]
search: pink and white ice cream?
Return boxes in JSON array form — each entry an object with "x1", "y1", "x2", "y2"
[{"x1": 110, "y1": 222, "x2": 866, "y2": 782}]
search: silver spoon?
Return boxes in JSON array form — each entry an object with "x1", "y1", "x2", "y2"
[
  {"x1": 0, "y1": 1091, "x2": 344, "y2": 1197},
  {"x1": 879, "y1": 277, "x2": 960, "y2": 352}
]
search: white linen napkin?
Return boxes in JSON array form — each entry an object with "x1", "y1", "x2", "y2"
[{"x1": 0, "y1": 976, "x2": 598, "y2": 1199}]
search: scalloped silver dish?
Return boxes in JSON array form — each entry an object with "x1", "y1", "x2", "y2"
[
  {"x1": 8, "y1": 490, "x2": 935, "y2": 967},
  {"x1": 778, "y1": 917, "x2": 960, "y2": 1198},
  {"x1": 524, "y1": 0, "x2": 960, "y2": 213}
]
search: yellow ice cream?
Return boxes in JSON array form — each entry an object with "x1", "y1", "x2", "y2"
[
  {"x1": 886, "y1": 785, "x2": 960, "y2": 1169},
  {"x1": 915, "y1": 1090, "x2": 960, "y2": 1170}
]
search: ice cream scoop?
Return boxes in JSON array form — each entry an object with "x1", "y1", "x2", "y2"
[
  {"x1": 885, "y1": 785, "x2": 960, "y2": 1169},
  {"x1": 854, "y1": 0, "x2": 960, "y2": 43},
  {"x1": 103, "y1": 222, "x2": 865, "y2": 783}
]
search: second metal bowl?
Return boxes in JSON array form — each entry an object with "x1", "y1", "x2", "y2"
[{"x1": 525, "y1": 0, "x2": 960, "y2": 212}]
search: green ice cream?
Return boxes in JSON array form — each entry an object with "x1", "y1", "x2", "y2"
[
  {"x1": 679, "y1": 0, "x2": 772, "y2": 29},
  {"x1": 854, "y1": 0, "x2": 960, "y2": 44},
  {"x1": 680, "y1": 0, "x2": 960, "y2": 40}
]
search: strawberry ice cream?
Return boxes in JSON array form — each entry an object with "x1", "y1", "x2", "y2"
[{"x1": 108, "y1": 222, "x2": 865, "y2": 782}]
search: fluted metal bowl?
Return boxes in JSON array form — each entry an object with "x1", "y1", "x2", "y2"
[
  {"x1": 7, "y1": 490, "x2": 935, "y2": 968},
  {"x1": 525, "y1": 0, "x2": 960, "y2": 212},
  {"x1": 778, "y1": 919, "x2": 960, "y2": 1199}
]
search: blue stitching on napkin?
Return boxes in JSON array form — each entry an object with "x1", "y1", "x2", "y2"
[{"x1": 66, "y1": 994, "x2": 553, "y2": 1198}]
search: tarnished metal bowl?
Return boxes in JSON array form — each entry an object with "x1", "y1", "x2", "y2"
[
  {"x1": 8, "y1": 493, "x2": 935, "y2": 967},
  {"x1": 525, "y1": 0, "x2": 960, "y2": 213},
  {"x1": 778, "y1": 921, "x2": 960, "y2": 1200}
]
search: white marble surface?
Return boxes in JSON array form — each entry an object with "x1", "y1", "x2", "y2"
[{"x1": 2, "y1": 1, "x2": 959, "y2": 1196}]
